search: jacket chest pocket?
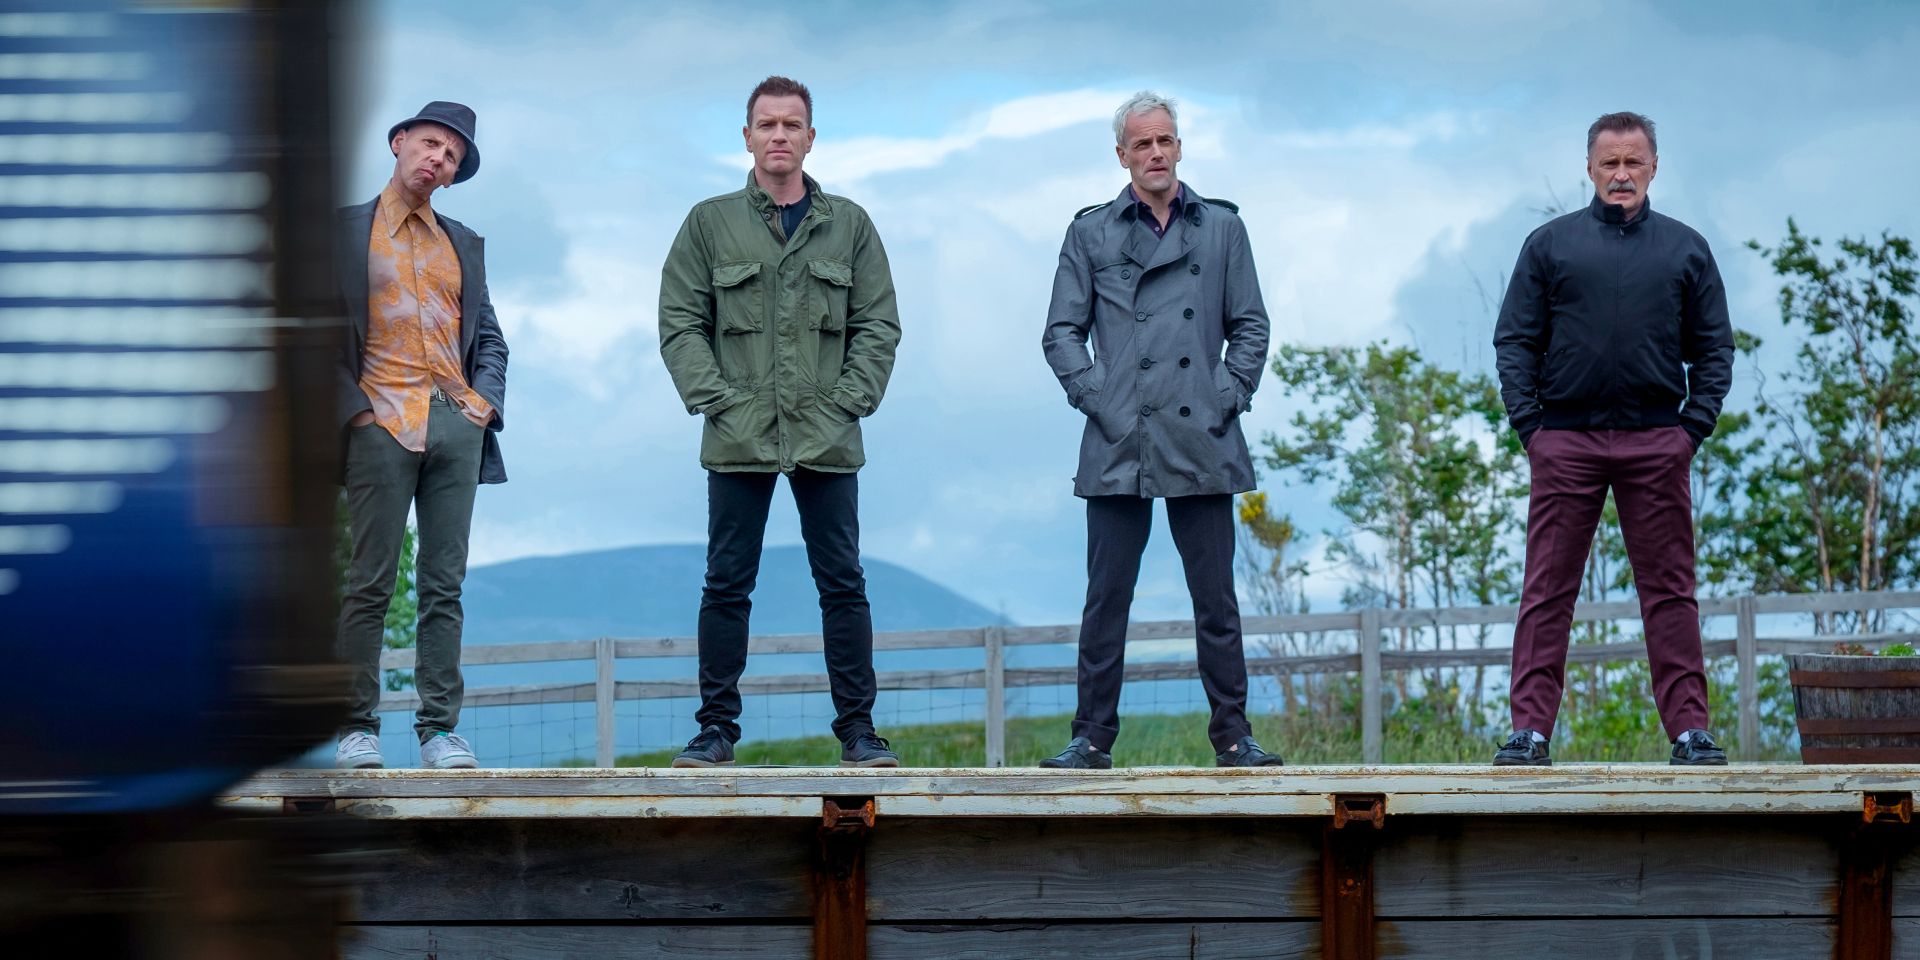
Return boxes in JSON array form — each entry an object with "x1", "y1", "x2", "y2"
[
  {"x1": 807, "y1": 257, "x2": 853, "y2": 332},
  {"x1": 711, "y1": 260, "x2": 764, "y2": 333}
]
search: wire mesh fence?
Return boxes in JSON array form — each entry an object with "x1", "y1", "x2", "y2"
[{"x1": 341, "y1": 590, "x2": 1919, "y2": 768}]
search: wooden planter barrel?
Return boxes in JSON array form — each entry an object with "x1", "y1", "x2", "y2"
[{"x1": 1787, "y1": 653, "x2": 1920, "y2": 763}]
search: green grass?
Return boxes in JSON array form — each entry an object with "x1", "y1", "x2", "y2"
[
  {"x1": 603, "y1": 705, "x2": 1797, "y2": 767},
  {"x1": 612, "y1": 711, "x2": 1505, "y2": 768}
]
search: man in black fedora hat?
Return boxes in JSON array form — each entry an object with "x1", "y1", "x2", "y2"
[{"x1": 332, "y1": 100, "x2": 508, "y2": 770}]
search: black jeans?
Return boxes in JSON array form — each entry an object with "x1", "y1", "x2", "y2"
[
  {"x1": 1073, "y1": 494, "x2": 1250, "y2": 753},
  {"x1": 697, "y1": 468, "x2": 876, "y2": 743}
]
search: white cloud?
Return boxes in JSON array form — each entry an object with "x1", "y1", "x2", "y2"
[{"x1": 717, "y1": 88, "x2": 1131, "y2": 183}]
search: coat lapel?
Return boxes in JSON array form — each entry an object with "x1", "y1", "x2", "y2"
[
  {"x1": 338, "y1": 199, "x2": 376, "y2": 335},
  {"x1": 1144, "y1": 212, "x2": 1199, "y2": 273},
  {"x1": 442, "y1": 216, "x2": 482, "y2": 354}
]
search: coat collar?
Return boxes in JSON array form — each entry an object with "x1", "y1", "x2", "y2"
[
  {"x1": 746, "y1": 171, "x2": 832, "y2": 223},
  {"x1": 1113, "y1": 180, "x2": 1206, "y2": 269},
  {"x1": 1588, "y1": 192, "x2": 1652, "y2": 228}
]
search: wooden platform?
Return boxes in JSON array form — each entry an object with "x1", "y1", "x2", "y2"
[
  {"x1": 226, "y1": 764, "x2": 1916, "y2": 818},
  {"x1": 224, "y1": 766, "x2": 1920, "y2": 960}
]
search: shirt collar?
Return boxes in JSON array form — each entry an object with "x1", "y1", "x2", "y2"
[
  {"x1": 378, "y1": 182, "x2": 444, "y2": 241},
  {"x1": 1124, "y1": 183, "x2": 1188, "y2": 221}
]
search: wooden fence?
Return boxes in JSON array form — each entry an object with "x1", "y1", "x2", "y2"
[{"x1": 377, "y1": 590, "x2": 1920, "y2": 766}]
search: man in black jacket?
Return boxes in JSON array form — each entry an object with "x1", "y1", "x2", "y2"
[{"x1": 1491, "y1": 111, "x2": 1733, "y2": 767}]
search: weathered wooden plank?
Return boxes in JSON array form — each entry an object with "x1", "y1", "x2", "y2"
[
  {"x1": 983, "y1": 626, "x2": 1006, "y2": 768},
  {"x1": 343, "y1": 925, "x2": 811, "y2": 959},
  {"x1": 1376, "y1": 918, "x2": 1831, "y2": 959},
  {"x1": 351, "y1": 819, "x2": 815, "y2": 922},
  {"x1": 594, "y1": 637, "x2": 615, "y2": 768},
  {"x1": 230, "y1": 765, "x2": 1920, "y2": 803},
  {"x1": 1752, "y1": 591, "x2": 1920, "y2": 615},
  {"x1": 219, "y1": 788, "x2": 1881, "y2": 820},
  {"x1": 867, "y1": 922, "x2": 1319, "y2": 959},
  {"x1": 378, "y1": 681, "x2": 595, "y2": 713},
  {"x1": 865, "y1": 819, "x2": 1320, "y2": 920},
  {"x1": 1374, "y1": 817, "x2": 1836, "y2": 916},
  {"x1": 1894, "y1": 841, "x2": 1919, "y2": 917},
  {"x1": 381, "y1": 639, "x2": 596, "y2": 670},
  {"x1": 1895, "y1": 919, "x2": 1919, "y2": 955}
]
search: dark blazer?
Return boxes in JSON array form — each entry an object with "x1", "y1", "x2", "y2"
[{"x1": 335, "y1": 197, "x2": 509, "y2": 484}]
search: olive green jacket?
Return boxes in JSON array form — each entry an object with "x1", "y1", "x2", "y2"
[{"x1": 659, "y1": 173, "x2": 901, "y2": 472}]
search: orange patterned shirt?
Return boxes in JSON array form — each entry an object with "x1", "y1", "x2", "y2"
[{"x1": 361, "y1": 182, "x2": 494, "y2": 452}]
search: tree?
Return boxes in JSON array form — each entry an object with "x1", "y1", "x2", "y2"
[
  {"x1": 334, "y1": 495, "x2": 419, "y2": 690},
  {"x1": 1257, "y1": 341, "x2": 1526, "y2": 718},
  {"x1": 1737, "y1": 223, "x2": 1920, "y2": 628}
]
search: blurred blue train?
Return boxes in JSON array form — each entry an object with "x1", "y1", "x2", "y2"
[{"x1": 0, "y1": 2, "x2": 346, "y2": 815}]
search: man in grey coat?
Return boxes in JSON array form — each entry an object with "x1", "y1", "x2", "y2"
[{"x1": 1039, "y1": 91, "x2": 1280, "y2": 769}]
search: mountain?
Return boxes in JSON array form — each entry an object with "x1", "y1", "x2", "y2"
[{"x1": 460, "y1": 543, "x2": 1005, "y2": 643}]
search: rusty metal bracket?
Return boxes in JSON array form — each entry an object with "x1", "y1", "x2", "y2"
[
  {"x1": 1862, "y1": 791, "x2": 1912, "y2": 824},
  {"x1": 814, "y1": 797, "x2": 874, "y2": 960},
  {"x1": 281, "y1": 797, "x2": 335, "y2": 815},
  {"x1": 821, "y1": 796, "x2": 876, "y2": 831},
  {"x1": 1332, "y1": 793, "x2": 1386, "y2": 829}
]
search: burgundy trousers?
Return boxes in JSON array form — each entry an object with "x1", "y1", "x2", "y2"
[{"x1": 1510, "y1": 426, "x2": 1709, "y2": 740}]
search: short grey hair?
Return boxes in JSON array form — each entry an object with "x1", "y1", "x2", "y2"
[{"x1": 1113, "y1": 91, "x2": 1178, "y2": 145}]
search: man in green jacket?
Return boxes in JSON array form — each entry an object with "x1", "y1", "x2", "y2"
[{"x1": 658, "y1": 76, "x2": 903, "y2": 768}]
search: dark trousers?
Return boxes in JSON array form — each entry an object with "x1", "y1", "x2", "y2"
[
  {"x1": 337, "y1": 398, "x2": 484, "y2": 743},
  {"x1": 1510, "y1": 427, "x2": 1709, "y2": 740},
  {"x1": 1073, "y1": 494, "x2": 1250, "y2": 753},
  {"x1": 697, "y1": 468, "x2": 876, "y2": 743}
]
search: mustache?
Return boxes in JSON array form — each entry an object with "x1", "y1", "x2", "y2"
[{"x1": 1607, "y1": 181, "x2": 1638, "y2": 192}]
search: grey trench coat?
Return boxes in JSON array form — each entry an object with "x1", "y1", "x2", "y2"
[{"x1": 1042, "y1": 183, "x2": 1270, "y2": 498}]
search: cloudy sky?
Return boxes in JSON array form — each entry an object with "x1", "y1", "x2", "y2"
[{"x1": 340, "y1": 0, "x2": 1920, "y2": 626}]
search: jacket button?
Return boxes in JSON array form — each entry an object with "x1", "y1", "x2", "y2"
[
  {"x1": 1189, "y1": 263, "x2": 1201, "y2": 274},
  {"x1": 1135, "y1": 311, "x2": 1147, "y2": 321},
  {"x1": 1139, "y1": 357, "x2": 1153, "y2": 369},
  {"x1": 761, "y1": 211, "x2": 772, "y2": 220},
  {"x1": 1179, "y1": 357, "x2": 1191, "y2": 368},
  {"x1": 1179, "y1": 406, "x2": 1191, "y2": 417},
  {"x1": 1183, "y1": 308, "x2": 1194, "y2": 319},
  {"x1": 1140, "y1": 404, "x2": 1153, "y2": 417},
  {"x1": 1120, "y1": 269, "x2": 1131, "y2": 279}
]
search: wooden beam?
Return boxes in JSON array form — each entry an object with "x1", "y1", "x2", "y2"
[
  {"x1": 814, "y1": 798, "x2": 872, "y2": 960},
  {"x1": 1323, "y1": 809, "x2": 1379, "y2": 959},
  {"x1": 1837, "y1": 820, "x2": 1898, "y2": 960},
  {"x1": 1359, "y1": 608, "x2": 1383, "y2": 764},
  {"x1": 1737, "y1": 596, "x2": 1759, "y2": 756},
  {"x1": 594, "y1": 637, "x2": 615, "y2": 767},
  {"x1": 983, "y1": 626, "x2": 1006, "y2": 768}
]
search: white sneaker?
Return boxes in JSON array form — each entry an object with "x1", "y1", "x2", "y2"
[
  {"x1": 335, "y1": 732, "x2": 383, "y2": 769},
  {"x1": 420, "y1": 732, "x2": 478, "y2": 769}
]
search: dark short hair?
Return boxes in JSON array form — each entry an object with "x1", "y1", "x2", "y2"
[
  {"x1": 1587, "y1": 111, "x2": 1657, "y2": 155},
  {"x1": 747, "y1": 76, "x2": 812, "y2": 125}
]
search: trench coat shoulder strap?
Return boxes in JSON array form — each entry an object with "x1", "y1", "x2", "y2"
[
  {"x1": 1074, "y1": 200, "x2": 1113, "y2": 220},
  {"x1": 1200, "y1": 196, "x2": 1239, "y2": 214}
]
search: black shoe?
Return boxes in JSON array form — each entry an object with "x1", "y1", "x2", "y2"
[
  {"x1": 1493, "y1": 730, "x2": 1551, "y2": 766},
  {"x1": 840, "y1": 731, "x2": 899, "y2": 768},
  {"x1": 671, "y1": 725, "x2": 735, "y2": 768},
  {"x1": 1216, "y1": 736, "x2": 1284, "y2": 767},
  {"x1": 1038, "y1": 736, "x2": 1112, "y2": 769},
  {"x1": 1670, "y1": 728, "x2": 1728, "y2": 766}
]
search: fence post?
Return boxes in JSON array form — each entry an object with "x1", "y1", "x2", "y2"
[
  {"x1": 984, "y1": 626, "x2": 1006, "y2": 768},
  {"x1": 1359, "y1": 609, "x2": 1383, "y2": 765},
  {"x1": 1736, "y1": 595, "x2": 1758, "y2": 755},
  {"x1": 595, "y1": 636, "x2": 616, "y2": 768}
]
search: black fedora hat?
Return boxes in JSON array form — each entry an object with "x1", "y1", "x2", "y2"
[{"x1": 388, "y1": 100, "x2": 480, "y2": 184}]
